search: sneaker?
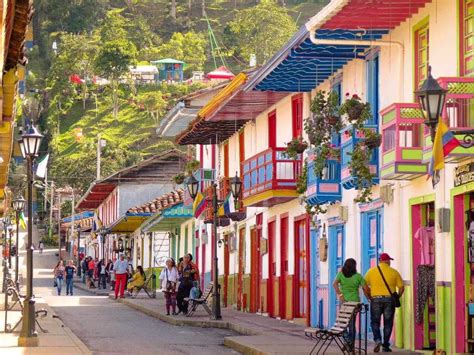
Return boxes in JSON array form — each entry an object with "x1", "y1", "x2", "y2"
[
  {"x1": 382, "y1": 347, "x2": 392, "y2": 352},
  {"x1": 166, "y1": 312, "x2": 170, "y2": 316},
  {"x1": 374, "y1": 342, "x2": 382, "y2": 353}
]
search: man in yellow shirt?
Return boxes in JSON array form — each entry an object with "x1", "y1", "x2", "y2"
[{"x1": 364, "y1": 253, "x2": 404, "y2": 353}]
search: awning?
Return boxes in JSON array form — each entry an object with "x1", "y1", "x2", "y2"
[
  {"x1": 142, "y1": 203, "x2": 193, "y2": 233},
  {"x1": 76, "y1": 183, "x2": 116, "y2": 210},
  {"x1": 245, "y1": 0, "x2": 431, "y2": 93},
  {"x1": 109, "y1": 212, "x2": 153, "y2": 233}
]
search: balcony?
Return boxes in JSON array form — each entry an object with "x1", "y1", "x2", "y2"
[
  {"x1": 422, "y1": 77, "x2": 474, "y2": 163},
  {"x1": 203, "y1": 185, "x2": 230, "y2": 227},
  {"x1": 380, "y1": 103, "x2": 427, "y2": 180},
  {"x1": 306, "y1": 148, "x2": 341, "y2": 205},
  {"x1": 241, "y1": 147, "x2": 302, "y2": 207},
  {"x1": 218, "y1": 177, "x2": 246, "y2": 221},
  {"x1": 340, "y1": 124, "x2": 379, "y2": 190}
]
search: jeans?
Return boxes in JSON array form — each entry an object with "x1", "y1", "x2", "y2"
[
  {"x1": 82, "y1": 271, "x2": 86, "y2": 283},
  {"x1": 99, "y1": 274, "x2": 107, "y2": 289},
  {"x1": 56, "y1": 277, "x2": 63, "y2": 295},
  {"x1": 370, "y1": 298, "x2": 395, "y2": 348},
  {"x1": 66, "y1": 277, "x2": 74, "y2": 295}
]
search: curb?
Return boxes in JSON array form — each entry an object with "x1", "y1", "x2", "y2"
[
  {"x1": 223, "y1": 337, "x2": 265, "y2": 355},
  {"x1": 73, "y1": 280, "x2": 111, "y2": 296}
]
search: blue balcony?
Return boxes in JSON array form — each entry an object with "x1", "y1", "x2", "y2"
[
  {"x1": 306, "y1": 149, "x2": 341, "y2": 205},
  {"x1": 340, "y1": 124, "x2": 380, "y2": 190}
]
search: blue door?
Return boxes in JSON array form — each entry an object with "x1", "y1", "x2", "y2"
[
  {"x1": 310, "y1": 227, "x2": 319, "y2": 327},
  {"x1": 361, "y1": 209, "x2": 383, "y2": 336},
  {"x1": 328, "y1": 224, "x2": 345, "y2": 326}
]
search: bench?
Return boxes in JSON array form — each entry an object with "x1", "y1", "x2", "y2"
[
  {"x1": 130, "y1": 273, "x2": 156, "y2": 299},
  {"x1": 184, "y1": 282, "x2": 213, "y2": 317},
  {"x1": 305, "y1": 301, "x2": 361, "y2": 354},
  {"x1": 5, "y1": 285, "x2": 48, "y2": 333}
]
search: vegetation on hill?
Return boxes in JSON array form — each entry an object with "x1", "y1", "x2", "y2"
[{"x1": 23, "y1": 0, "x2": 328, "y2": 195}]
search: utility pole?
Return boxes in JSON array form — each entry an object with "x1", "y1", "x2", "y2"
[
  {"x1": 49, "y1": 181, "x2": 54, "y2": 239},
  {"x1": 70, "y1": 192, "x2": 74, "y2": 259},
  {"x1": 57, "y1": 192, "x2": 61, "y2": 261}
]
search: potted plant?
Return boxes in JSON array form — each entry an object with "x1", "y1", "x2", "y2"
[
  {"x1": 286, "y1": 136, "x2": 308, "y2": 159},
  {"x1": 339, "y1": 93, "x2": 371, "y2": 123},
  {"x1": 173, "y1": 173, "x2": 186, "y2": 185},
  {"x1": 185, "y1": 159, "x2": 200, "y2": 175},
  {"x1": 364, "y1": 129, "x2": 382, "y2": 149}
]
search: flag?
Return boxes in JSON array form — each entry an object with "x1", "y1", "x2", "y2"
[
  {"x1": 35, "y1": 154, "x2": 49, "y2": 179},
  {"x1": 221, "y1": 192, "x2": 236, "y2": 216},
  {"x1": 428, "y1": 120, "x2": 460, "y2": 187},
  {"x1": 19, "y1": 212, "x2": 26, "y2": 230},
  {"x1": 93, "y1": 212, "x2": 103, "y2": 231},
  {"x1": 192, "y1": 192, "x2": 207, "y2": 218}
]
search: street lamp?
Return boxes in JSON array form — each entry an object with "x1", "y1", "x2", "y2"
[
  {"x1": 13, "y1": 195, "x2": 25, "y2": 290},
  {"x1": 18, "y1": 125, "x2": 43, "y2": 346},
  {"x1": 415, "y1": 66, "x2": 447, "y2": 142},
  {"x1": 185, "y1": 172, "x2": 242, "y2": 321},
  {"x1": 3, "y1": 216, "x2": 11, "y2": 268}
]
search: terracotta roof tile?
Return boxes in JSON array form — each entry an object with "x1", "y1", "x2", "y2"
[{"x1": 127, "y1": 189, "x2": 185, "y2": 214}]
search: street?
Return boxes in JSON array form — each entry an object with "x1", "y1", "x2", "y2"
[{"x1": 32, "y1": 249, "x2": 238, "y2": 355}]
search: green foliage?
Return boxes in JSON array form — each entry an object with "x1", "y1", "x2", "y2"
[
  {"x1": 139, "y1": 91, "x2": 167, "y2": 124},
  {"x1": 225, "y1": 1, "x2": 297, "y2": 64},
  {"x1": 42, "y1": 234, "x2": 59, "y2": 247},
  {"x1": 156, "y1": 32, "x2": 207, "y2": 73},
  {"x1": 95, "y1": 39, "x2": 137, "y2": 81}
]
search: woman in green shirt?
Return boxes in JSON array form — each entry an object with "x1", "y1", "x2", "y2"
[{"x1": 333, "y1": 258, "x2": 366, "y2": 350}]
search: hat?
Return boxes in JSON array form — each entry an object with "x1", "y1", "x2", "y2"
[{"x1": 379, "y1": 253, "x2": 394, "y2": 262}]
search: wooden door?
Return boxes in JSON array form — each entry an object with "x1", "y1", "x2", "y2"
[
  {"x1": 237, "y1": 227, "x2": 245, "y2": 311},
  {"x1": 291, "y1": 94, "x2": 303, "y2": 138},
  {"x1": 194, "y1": 230, "x2": 199, "y2": 274},
  {"x1": 250, "y1": 227, "x2": 260, "y2": 313},
  {"x1": 328, "y1": 224, "x2": 345, "y2": 326},
  {"x1": 268, "y1": 220, "x2": 276, "y2": 317},
  {"x1": 280, "y1": 216, "x2": 288, "y2": 319},
  {"x1": 223, "y1": 234, "x2": 230, "y2": 307},
  {"x1": 268, "y1": 111, "x2": 277, "y2": 149},
  {"x1": 294, "y1": 218, "x2": 309, "y2": 319},
  {"x1": 201, "y1": 231, "x2": 206, "y2": 290}
]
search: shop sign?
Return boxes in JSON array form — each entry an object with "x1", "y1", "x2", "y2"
[{"x1": 454, "y1": 163, "x2": 474, "y2": 187}]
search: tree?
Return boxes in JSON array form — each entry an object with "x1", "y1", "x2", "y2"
[
  {"x1": 156, "y1": 32, "x2": 207, "y2": 74},
  {"x1": 225, "y1": 1, "x2": 297, "y2": 65},
  {"x1": 95, "y1": 39, "x2": 137, "y2": 118},
  {"x1": 140, "y1": 91, "x2": 167, "y2": 124}
]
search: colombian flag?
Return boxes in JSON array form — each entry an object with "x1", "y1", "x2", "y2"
[
  {"x1": 428, "y1": 120, "x2": 460, "y2": 185},
  {"x1": 192, "y1": 192, "x2": 207, "y2": 218},
  {"x1": 19, "y1": 212, "x2": 27, "y2": 230}
]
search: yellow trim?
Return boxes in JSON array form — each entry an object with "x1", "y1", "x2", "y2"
[
  {"x1": 412, "y1": 16, "x2": 430, "y2": 95},
  {"x1": 197, "y1": 72, "x2": 247, "y2": 119},
  {"x1": 243, "y1": 189, "x2": 298, "y2": 207}
]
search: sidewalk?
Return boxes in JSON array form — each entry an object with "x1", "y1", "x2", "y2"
[{"x1": 0, "y1": 299, "x2": 91, "y2": 354}]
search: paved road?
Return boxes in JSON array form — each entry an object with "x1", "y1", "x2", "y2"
[{"x1": 33, "y1": 249, "x2": 239, "y2": 355}]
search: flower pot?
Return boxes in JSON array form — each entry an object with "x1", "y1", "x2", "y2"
[
  {"x1": 328, "y1": 116, "x2": 340, "y2": 125},
  {"x1": 365, "y1": 135, "x2": 382, "y2": 149},
  {"x1": 173, "y1": 175, "x2": 185, "y2": 185},
  {"x1": 295, "y1": 142, "x2": 308, "y2": 154},
  {"x1": 348, "y1": 105, "x2": 363, "y2": 121}
]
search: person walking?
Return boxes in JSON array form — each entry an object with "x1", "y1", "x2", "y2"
[
  {"x1": 87, "y1": 257, "x2": 96, "y2": 288},
  {"x1": 364, "y1": 253, "x2": 404, "y2": 353},
  {"x1": 65, "y1": 260, "x2": 76, "y2": 296},
  {"x1": 39, "y1": 240, "x2": 44, "y2": 254},
  {"x1": 333, "y1": 258, "x2": 367, "y2": 350},
  {"x1": 107, "y1": 257, "x2": 116, "y2": 291},
  {"x1": 114, "y1": 254, "x2": 129, "y2": 299},
  {"x1": 97, "y1": 259, "x2": 108, "y2": 289},
  {"x1": 159, "y1": 258, "x2": 178, "y2": 315},
  {"x1": 82, "y1": 256, "x2": 89, "y2": 283},
  {"x1": 53, "y1": 260, "x2": 65, "y2": 296},
  {"x1": 176, "y1": 253, "x2": 199, "y2": 315}
]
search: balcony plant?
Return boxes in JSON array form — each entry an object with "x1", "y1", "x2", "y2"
[
  {"x1": 173, "y1": 173, "x2": 186, "y2": 185},
  {"x1": 185, "y1": 159, "x2": 200, "y2": 175},
  {"x1": 286, "y1": 136, "x2": 308, "y2": 159}
]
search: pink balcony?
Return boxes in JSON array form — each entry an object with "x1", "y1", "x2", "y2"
[
  {"x1": 380, "y1": 103, "x2": 427, "y2": 180},
  {"x1": 423, "y1": 77, "x2": 474, "y2": 163},
  {"x1": 241, "y1": 147, "x2": 302, "y2": 207}
]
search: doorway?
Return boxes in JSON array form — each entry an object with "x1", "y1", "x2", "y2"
[
  {"x1": 361, "y1": 209, "x2": 383, "y2": 276},
  {"x1": 250, "y1": 225, "x2": 261, "y2": 313},
  {"x1": 223, "y1": 234, "x2": 230, "y2": 307},
  {"x1": 268, "y1": 219, "x2": 276, "y2": 317},
  {"x1": 280, "y1": 215, "x2": 289, "y2": 319},
  {"x1": 294, "y1": 216, "x2": 310, "y2": 322},
  {"x1": 328, "y1": 224, "x2": 345, "y2": 326},
  {"x1": 237, "y1": 227, "x2": 245, "y2": 311}
]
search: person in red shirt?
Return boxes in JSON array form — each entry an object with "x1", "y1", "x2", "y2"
[{"x1": 87, "y1": 258, "x2": 96, "y2": 288}]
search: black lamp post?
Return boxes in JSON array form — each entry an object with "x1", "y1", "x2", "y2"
[
  {"x1": 18, "y1": 125, "x2": 43, "y2": 346},
  {"x1": 415, "y1": 66, "x2": 447, "y2": 142},
  {"x1": 3, "y1": 216, "x2": 11, "y2": 268},
  {"x1": 185, "y1": 172, "x2": 242, "y2": 320},
  {"x1": 13, "y1": 195, "x2": 25, "y2": 290},
  {"x1": 76, "y1": 224, "x2": 82, "y2": 277}
]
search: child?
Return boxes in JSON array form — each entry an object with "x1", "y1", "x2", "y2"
[{"x1": 189, "y1": 280, "x2": 201, "y2": 300}]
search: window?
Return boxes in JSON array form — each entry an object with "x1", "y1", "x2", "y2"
[
  {"x1": 414, "y1": 19, "x2": 429, "y2": 90},
  {"x1": 366, "y1": 54, "x2": 379, "y2": 125},
  {"x1": 268, "y1": 110, "x2": 277, "y2": 148},
  {"x1": 461, "y1": 0, "x2": 474, "y2": 76},
  {"x1": 291, "y1": 94, "x2": 303, "y2": 138}
]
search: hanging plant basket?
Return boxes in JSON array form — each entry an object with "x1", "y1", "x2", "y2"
[
  {"x1": 295, "y1": 141, "x2": 308, "y2": 153},
  {"x1": 347, "y1": 104, "x2": 364, "y2": 121},
  {"x1": 173, "y1": 173, "x2": 186, "y2": 185},
  {"x1": 365, "y1": 134, "x2": 382, "y2": 149},
  {"x1": 328, "y1": 115, "x2": 340, "y2": 126},
  {"x1": 286, "y1": 137, "x2": 308, "y2": 159},
  {"x1": 185, "y1": 159, "x2": 200, "y2": 175}
]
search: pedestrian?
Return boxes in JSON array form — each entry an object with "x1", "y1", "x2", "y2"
[
  {"x1": 127, "y1": 265, "x2": 145, "y2": 295},
  {"x1": 53, "y1": 260, "x2": 65, "y2": 296},
  {"x1": 333, "y1": 258, "x2": 367, "y2": 350},
  {"x1": 82, "y1": 256, "x2": 89, "y2": 283},
  {"x1": 39, "y1": 240, "x2": 44, "y2": 254},
  {"x1": 87, "y1": 257, "x2": 96, "y2": 288},
  {"x1": 107, "y1": 257, "x2": 116, "y2": 291},
  {"x1": 98, "y1": 259, "x2": 107, "y2": 289},
  {"x1": 176, "y1": 253, "x2": 199, "y2": 315},
  {"x1": 159, "y1": 258, "x2": 178, "y2": 315},
  {"x1": 126, "y1": 257, "x2": 134, "y2": 277},
  {"x1": 364, "y1": 253, "x2": 404, "y2": 353},
  {"x1": 114, "y1": 254, "x2": 129, "y2": 299},
  {"x1": 189, "y1": 280, "x2": 201, "y2": 300},
  {"x1": 65, "y1": 260, "x2": 76, "y2": 296}
]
